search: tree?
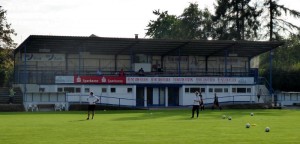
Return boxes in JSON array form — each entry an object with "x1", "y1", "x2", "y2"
[
  {"x1": 0, "y1": 6, "x2": 16, "y2": 87},
  {"x1": 212, "y1": 0, "x2": 262, "y2": 40},
  {"x1": 145, "y1": 10, "x2": 180, "y2": 39},
  {"x1": 179, "y1": 3, "x2": 214, "y2": 40},
  {"x1": 145, "y1": 3, "x2": 213, "y2": 40},
  {"x1": 263, "y1": 0, "x2": 300, "y2": 41},
  {"x1": 259, "y1": 34, "x2": 300, "y2": 91}
]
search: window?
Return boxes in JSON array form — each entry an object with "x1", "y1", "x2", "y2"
[
  {"x1": 75, "y1": 88, "x2": 81, "y2": 93},
  {"x1": 237, "y1": 88, "x2": 246, "y2": 93},
  {"x1": 64, "y1": 87, "x2": 75, "y2": 93},
  {"x1": 232, "y1": 88, "x2": 236, "y2": 93},
  {"x1": 111, "y1": 88, "x2": 116, "y2": 93},
  {"x1": 209, "y1": 88, "x2": 213, "y2": 93},
  {"x1": 57, "y1": 88, "x2": 63, "y2": 92},
  {"x1": 200, "y1": 88, "x2": 205, "y2": 93},
  {"x1": 224, "y1": 88, "x2": 228, "y2": 93},
  {"x1": 214, "y1": 88, "x2": 223, "y2": 93},
  {"x1": 185, "y1": 88, "x2": 189, "y2": 93},
  {"x1": 39, "y1": 88, "x2": 45, "y2": 92},
  {"x1": 102, "y1": 88, "x2": 107, "y2": 93},
  {"x1": 190, "y1": 88, "x2": 200, "y2": 93},
  {"x1": 247, "y1": 88, "x2": 251, "y2": 93},
  {"x1": 127, "y1": 88, "x2": 132, "y2": 93},
  {"x1": 84, "y1": 88, "x2": 90, "y2": 93}
]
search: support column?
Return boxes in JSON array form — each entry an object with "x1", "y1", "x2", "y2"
[
  {"x1": 178, "y1": 48, "x2": 181, "y2": 76},
  {"x1": 224, "y1": 49, "x2": 228, "y2": 76},
  {"x1": 144, "y1": 87, "x2": 147, "y2": 107},
  {"x1": 270, "y1": 50, "x2": 274, "y2": 105},
  {"x1": 165, "y1": 87, "x2": 168, "y2": 107},
  {"x1": 205, "y1": 56, "x2": 208, "y2": 74}
]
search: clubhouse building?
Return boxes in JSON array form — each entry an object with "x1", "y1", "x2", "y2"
[{"x1": 14, "y1": 35, "x2": 284, "y2": 110}]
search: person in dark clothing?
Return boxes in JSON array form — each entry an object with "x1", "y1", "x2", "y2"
[
  {"x1": 257, "y1": 89, "x2": 261, "y2": 102},
  {"x1": 212, "y1": 93, "x2": 222, "y2": 110},
  {"x1": 138, "y1": 68, "x2": 144, "y2": 76},
  {"x1": 199, "y1": 92, "x2": 204, "y2": 111}
]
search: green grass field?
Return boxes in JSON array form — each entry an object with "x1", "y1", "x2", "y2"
[{"x1": 0, "y1": 109, "x2": 299, "y2": 144}]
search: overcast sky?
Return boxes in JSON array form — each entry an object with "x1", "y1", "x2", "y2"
[{"x1": 2, "y1": 0, "x2": 300, "y2": 45}]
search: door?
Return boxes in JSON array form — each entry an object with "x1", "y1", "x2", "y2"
[
  {"x1": 168, "y1": 87, "x2": 179, "y2": 106},
  {"x1": 136, "y1": 87, "x2": 144, "y2": 106}
]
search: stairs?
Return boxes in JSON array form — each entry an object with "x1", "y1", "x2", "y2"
[{"x1": 0, "y1": 87, "x2": 23, "y2": 104}]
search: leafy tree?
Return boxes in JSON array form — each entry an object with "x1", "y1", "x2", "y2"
[
  {"x1": 213, "y1": 0, "x2": 262, "y2": 40},
  {"x1": 259, "y1": 34, "x2": 300, "y2": 91},
  {"x1": 146, "y1": 3, "x2": 213, "y2": 40},
  {"x1": 179, "y1": 3, "x2": 214, "y2": 39},
  {"x1": 262, "y1": 0, "x2": 300, "y2": 41},
  {"x1": 0, "y1": 6, "x2": 16, "y2": 87},
  {"x1": 145, "y1": 10, "x2": 180, "y2": 39}
]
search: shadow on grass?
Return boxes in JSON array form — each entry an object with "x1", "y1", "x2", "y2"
[{"x1": 68, "y1": 119, "x2": 88, "y2": 122}]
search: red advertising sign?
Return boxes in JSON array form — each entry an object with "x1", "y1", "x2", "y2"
[{"x1": 74, "y1": 75, "x2": 126, "y2": 84}]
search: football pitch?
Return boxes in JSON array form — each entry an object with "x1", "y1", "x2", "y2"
[{"x1": 0, "y1": 109, "x2": 299, "y2": 144}]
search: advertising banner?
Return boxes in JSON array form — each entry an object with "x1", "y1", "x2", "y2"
[{"x1": 74, "y1": 75, "x2": 126, "y2": 84}]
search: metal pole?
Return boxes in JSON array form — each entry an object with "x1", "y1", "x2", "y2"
[
  {"x1": 225, "y1": 50, "x2": 228, "y2": 76},
  {"x1": 269, "y1": 50, "x2": 273, "y2": 95},
  {"x1": 269, "y1": 50, "x2": 274, "y2": 105}
]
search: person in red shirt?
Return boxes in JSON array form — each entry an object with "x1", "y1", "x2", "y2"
[{"x1": 119, "y1": 68, "x2": 125, "y2": 76}]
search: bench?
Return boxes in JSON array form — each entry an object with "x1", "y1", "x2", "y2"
[
  {"x1": 37, "y1": 104, "x2": 55, "y2": 111},
  {"x1": 293, "y1": 103, "x2": 300, "y2": 106}
]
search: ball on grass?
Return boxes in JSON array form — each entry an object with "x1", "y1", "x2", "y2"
[
  {"x1": 246, "y1": 123, "x2": 250, "y2": 128},
  {"x1": 228, "y1": 116, "x2": 232, "y2": 120},
  {"x1": 265, "y1": 127, "x2": 270, "y2": 132},
  {"x1": 222, "y1": 115, "x2": 226, "y2": 119},
  {"x1": 250, "y1": 112, "x2": 254, "y2": 116}
]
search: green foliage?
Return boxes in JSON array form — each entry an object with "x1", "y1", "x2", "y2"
[
  {"x1": 0, "y1": 6, "x2": 16, "y2": 87},
  {"x1": 1, "y1": 110, "x2": 300, "y2": 144},
  {"x1": 259, "y1": 34, "x2": 300, "y2": 91},
  {"x1": 145, "y1": 10, "x2": 181, "y2": 39},
  {"x1": 213, "y1": 0, "x2": 262, "y2": 40},
  {"x1": 146, "y1": 3, "x2": 213, "y2": 40}
]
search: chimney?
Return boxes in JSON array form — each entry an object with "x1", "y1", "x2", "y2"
[{"x1": 135, "y1": 34, "x2": 138, "y2": 39}]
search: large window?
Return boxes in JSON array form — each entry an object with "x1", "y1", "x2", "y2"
[
  {"x1": 57, "y1": 87, "x2": 81, "y2": 93},
  {"x1": 214, "y1": 88, "x2": 223, "y2": 93},
  {"x1": 190, "y1": 88, "x2": 200, "y2": 93},
  {"x1": 237, "y1": 88, "x2": 246, "y2": 93}
]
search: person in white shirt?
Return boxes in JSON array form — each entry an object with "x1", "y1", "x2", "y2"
[
  {"x1": 191, "y1": 91, "x2": 201, "y2": 118},
  {"x1": 87, "y1": 92, "x2": 100, "y2": 120}
]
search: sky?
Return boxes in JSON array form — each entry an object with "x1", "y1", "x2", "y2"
[{"x1": 2, "y1": 0, "x2": 300, "y2": 45}]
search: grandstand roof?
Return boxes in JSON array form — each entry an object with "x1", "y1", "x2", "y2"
[{"x1": 15, "y1": 35, "x2": 284, "y2": 58}]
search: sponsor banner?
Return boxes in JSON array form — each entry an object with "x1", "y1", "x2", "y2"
[
  {"x1": 55, "y1": 76, "x2": 74, "y2": 83},
  {"x1": 56, "y1": 76, "x2": 253, "y2": 84},
  {"x1": 126, "y1": 77, "x2": 254, "y2": 84},
  {"x1": 23, "y1": 53, "x2": 65, "y2": 61},
  {"x1": 74, "y1": 76, "x2": 126, "y2": 84}
]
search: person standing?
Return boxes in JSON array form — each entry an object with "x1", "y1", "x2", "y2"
[
  {"x1": 87, "y1": 92, "x2": 100, "y2": 120},
  {"x1": 119, "y1": 68, "x2": 125, "y2": 76},
  {"x1": 191, "y1": 91, "x2": 201, "y2": 118},
  {"x1": 138, "y1": 68, "x2": 144, "y2": 76},
  {"x1": 212, "y1": 93, "x2": 222, "y2": 110},
  {"x1": 199, "y1": 92, "x2": 204, "y2": 111},
  {"x1": 257, "y1": 89, "x2": 261, "y2": 102},
  {"x1": 9, "y1": 87, "x2": 15, "y2": 104}
]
